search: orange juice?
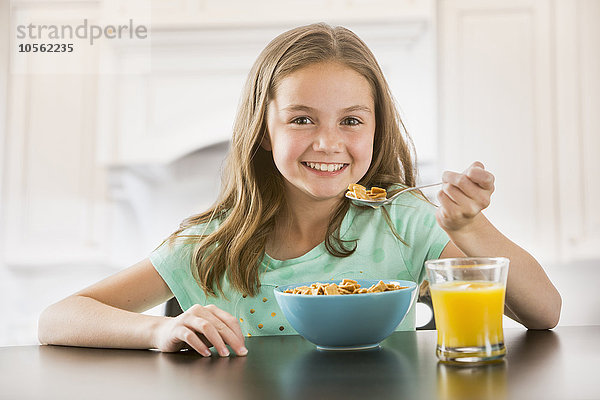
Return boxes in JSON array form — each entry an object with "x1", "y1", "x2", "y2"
[{"x1": 431, "y1": 281, "x2": 505, "y2": 349}]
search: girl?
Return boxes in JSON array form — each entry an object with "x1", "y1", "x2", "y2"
[{"x1": 38, "y1": 23, "x2": 561, "y2": 358}]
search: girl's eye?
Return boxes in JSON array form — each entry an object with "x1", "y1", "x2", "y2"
[
  {"x1": 342, "y1": 117, "x2": 361, "y2": 126},
  {"x1": 291, "y1": 117, "x2": 312, "y2": 125}
]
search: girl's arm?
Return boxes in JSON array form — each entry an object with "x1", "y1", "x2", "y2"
[
  {"x1": 38, "y1": 258, "x2": 247, "y2": 356},
  {"x1": 435, "y1": 162, "x2": 562, "y2": 330}
]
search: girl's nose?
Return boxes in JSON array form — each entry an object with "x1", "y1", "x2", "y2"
[{"x1": 313, "y1": 125, "x2": 343, "y2": 153}]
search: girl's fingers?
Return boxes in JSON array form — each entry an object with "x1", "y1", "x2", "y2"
[
  {"x1": 442, "y1": 170, "x2": 480, "y2": 198},
  {"x1": 466, "y1": 162, "x2": 495, "y2": 190},
  {"x1": 200, "y1": 312, "x2": 247, "y2": 357},
  {"x1": 437, "y1": 162, "x2": 495, "y2": 230},
  {"x1": 204, "y1": 305, "x2": 248, "y2": 356},
  {"x1": 204, "y1": 304, "x2": 245, "y2": 342},
  {"x1": 187, "y1": 318, "x2": 231, "y2": 357},
  {"x1": 177, "y1": 326, "x2": 212, "y2": 357},
  {"x1": 441, "y1": 181, "x2": 470, "y2": 205},
  {"x1": 442, "y1": 169, "x2": 493, "y2": 211},
  {"x1": 184, "y1": 304, "x2": 248, "y2": 357},
  {"x1": 436, "y1": 191, "x2": 464, "y2": 232},
  {"x1": 440, "y1": 182, "x2": 486, "y2": 218},
  {"x1": 437, "y1": 190, "x2": 462, "y2": 219},
  {"x1": 437, "y1": 187, "x2": 481, "y2": 226}
]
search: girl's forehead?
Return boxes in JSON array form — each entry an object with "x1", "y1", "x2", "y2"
[
  {"x1": 270, "y1": 62, "x2": 375, "y2": 109},
  {"x1": 277, "y1": 61, "x2": 368, "y2": 88}
]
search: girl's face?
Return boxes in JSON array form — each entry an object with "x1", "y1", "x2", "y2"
[{"x1": 264, "y1": 61, "x2": 376, "y2": 202}]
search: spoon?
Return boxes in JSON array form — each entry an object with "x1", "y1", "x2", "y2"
[{"x1": 345, "y1": 182, "x2": 443, "y2": 208}]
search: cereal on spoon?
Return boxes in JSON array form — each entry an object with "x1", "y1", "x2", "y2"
[{"x1": 346, "y1": 184, "x2": 387, "y2": 201}]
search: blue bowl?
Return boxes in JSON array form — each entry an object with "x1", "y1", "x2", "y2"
[{"x1": 274, "y1": 279, "x2": 417, "y2": 351}]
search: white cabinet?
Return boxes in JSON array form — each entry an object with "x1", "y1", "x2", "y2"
[
  {"x1": 554, "y1": 0, "x2": 600, "y2": 261},
  {"x1": 2, "y1": 3, "x2": 108, "y2": 267},
  {"x1": 437, "y1": 0, "x2": 600, "y2": 264}
]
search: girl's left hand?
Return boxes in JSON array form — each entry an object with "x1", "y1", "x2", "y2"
[{"x1": 436, "y1": 161, "x2": 495, "y2": 232}]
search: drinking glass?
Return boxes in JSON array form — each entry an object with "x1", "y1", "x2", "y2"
[{"x1": 425, "y1": 257, "x2": 509, "y2": 364}]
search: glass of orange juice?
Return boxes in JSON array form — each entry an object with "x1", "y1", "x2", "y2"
[{"x1": 425, "y1": 257, "x2": 509, "y2": 364}]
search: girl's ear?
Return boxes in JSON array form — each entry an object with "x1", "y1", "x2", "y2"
[{"x1": 260, "y1": 132, "x2": 272, "y2": 151}]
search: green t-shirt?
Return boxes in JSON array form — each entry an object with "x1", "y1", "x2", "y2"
[{"x1": 149, "y1": 193, "x2": 449, "y2": 337}]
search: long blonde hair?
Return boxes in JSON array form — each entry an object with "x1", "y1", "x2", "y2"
[{"x1": 160, "y1": 23, "x2": 418, "y2": 297}]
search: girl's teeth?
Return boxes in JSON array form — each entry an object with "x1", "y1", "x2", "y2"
[{"x1": 304, "y1": 162, "x2": 345, "y2": 172}]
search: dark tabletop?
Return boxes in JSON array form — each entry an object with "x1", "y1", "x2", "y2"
[{"x1": 1, "y1": 326, "x2": 599, "y2": 400}]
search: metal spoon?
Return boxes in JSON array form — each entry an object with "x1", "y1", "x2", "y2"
[{"x1": 345, "y1": 182, "x2": 443, "y2": 208}]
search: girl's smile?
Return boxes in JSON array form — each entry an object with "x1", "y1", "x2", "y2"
[
  {"x1": 301, "y1": 162, "x2": 349, "y2": 175},
  {"x1": 264, "y1": 61, "x2": 376, "y2": 201}
]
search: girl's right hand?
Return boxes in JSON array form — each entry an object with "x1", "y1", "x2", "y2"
[{"x1": 153, "y1": 304, "x2": 248, "y2": 357}]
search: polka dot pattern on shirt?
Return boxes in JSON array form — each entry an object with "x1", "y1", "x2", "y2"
[{"x1": 234, "y1": 285, "x2": 293, "y2": 337}]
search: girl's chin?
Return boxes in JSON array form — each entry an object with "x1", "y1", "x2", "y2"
[
  {"x1": 305, "y1": 187, "x2": 347, "y2": 200},
  {"x1": 284, "y1": 178, "x2": 350, "y2": 201}
]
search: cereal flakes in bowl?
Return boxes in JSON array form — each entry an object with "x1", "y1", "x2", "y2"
[{"x1": 273, "y1": 279, "x2": 418, "y2": 351}]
